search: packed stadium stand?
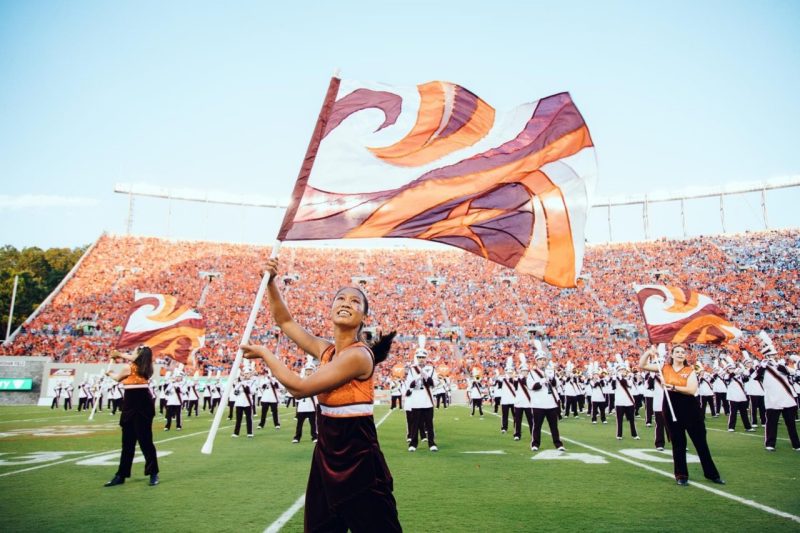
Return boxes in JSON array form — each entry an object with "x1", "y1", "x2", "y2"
[{"x1": 2, "y1": 230, "x2": 798, "y2": 388}]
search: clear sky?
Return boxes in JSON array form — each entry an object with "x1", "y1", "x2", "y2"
[{"x1": 1, "y1": 0, "x2": 798, "y2": 249}]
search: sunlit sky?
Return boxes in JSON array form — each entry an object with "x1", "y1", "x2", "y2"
[{"x1": 1, "y1": 0, "x2": 798, "y2": 250}]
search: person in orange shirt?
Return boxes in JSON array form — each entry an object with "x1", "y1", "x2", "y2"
[
  {"x1": 241, "y1": 258, "x2": 401, "y2": 532},
  {"x1": 103, "y1": 346, "x2": 159, "y2": 487},
  {"x1": 639, "y1": 345, "x2": 724, "y2": 487}
]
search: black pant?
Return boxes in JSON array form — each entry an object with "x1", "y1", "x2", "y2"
[
  {"x1": 202, "y1": 397, "x2": 212, "y2": 410},
  {"x1": 51, "y1": 397, "x2": 59, "y2": 409},
  {"x1": 700, "y1": 395, "x2": 716, "y2": 417},
  {"x1": 186, "y1": 400, "x2": 198, "y2": 416},
  {"x1": 765, "y1": 407, "x2": 800, "y2": 448},
  {"x1": 531, "y1": 407, "x2": 562, "y2": 448},
  {"x1": 78, "y1": 398, "x2": 88, "y2": 411},
  {"x1": 117, "y1": 416, "x2": 158, "y2": 478},
  {"x1": 616, "y1": 405, "x2": 638, "y2": 438},
  {"x1": 390, "y1": 395, "x2": 402, "y2": 410},
  {"x1": 665, "y1": 394, "x2": 720, "y2": 481},
  {"x1": 234, "y1": 405, "x2": 253, "y2": 435},
  {"x1": 563, "y1": 396, "x2": 579, "y2": 417},
  {"x1": 471, "y1": 398, "x2": 483, "y2": 416},
  {"x1": 749, "y1": 395, "x2": 766, "y2": 426},
  {"x1": 714, "y1": 392, "x2": 729, "y2": 415},
  {"x1": 165, "y1": 405, "x2": 182, "y2": 429},
  {"x1": 493, "y1": 397, "x2": 500, "y2": 413},
  {"x1": 227, "y1": 401, "x2": 235, "y2": 419},
  {"x1": 645, "y1": 396, "x2": 654, "y2": 424},
  {"x1": 634, "y1": 394, "x2": 643, "y2": 416},
  {"x1": 513, "y1": 407, "x2": 533, "y2": 439},
  {"x1": 728, "y1": 400, "x2": 752, "y2": 430},
  {"x1": 64, "y1": 397, "x2": 72, "y2": 410},
  {"x1": 294, "y1": 411, "x2": 317, "y2": 441},
  {"x1": 654, "y1": 411, "x2": 666, "y2": 448},
  {"x1": 409, "y1": 408, "x2": 435, "y2": 448},
  {"x1": 500, "y1": 404, "x2": 513, "y2": 431},
  {"x1": 592, "y1": 402, "x2": 606, "y2": 423},
  {"x1": 159, "y1": 398, "x2": 167, "y2": 414},
  {"x1": 259, "y1": 402, "x2": 280, "y2": 428},
  {"x1": 435, "y1": 393, "x2": 448, "y2": 408}
]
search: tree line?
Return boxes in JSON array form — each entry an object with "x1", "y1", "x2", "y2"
[{"x1": 0, "y1": 245, "x2": 86, "y2": 340}]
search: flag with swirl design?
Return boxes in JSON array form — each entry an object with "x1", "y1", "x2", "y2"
[
  {"x1": 279, "y1": 77, "x2": 597, "y2": 288},
  {"x1": 634, "y1": 284, "x2": 742, "y2": 344},
  {"x1": 117, "y1": 292, "x2": 205, "y2": 364}
]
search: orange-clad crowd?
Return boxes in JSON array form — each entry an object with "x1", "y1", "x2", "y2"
[{"x1": 2, "y1": 230, "x2": 798, "y2": 389}]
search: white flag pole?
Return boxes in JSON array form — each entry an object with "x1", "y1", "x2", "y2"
[
  {"x1": 201, "y1": 246, "x2": 279, "y2": 454},
  {"x1": 201, "y1": 70, "x2": 339, "y2": 454}
]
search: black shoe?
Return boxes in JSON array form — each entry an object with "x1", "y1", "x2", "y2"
[
  {"x1": 709, "y1": 478, "x2": 725, "y2": 485},
  {"x1": 676, "y1": 478, "x2": 689, "y2": 486},
  {"x1": 104, "y1": 475, "x2": 125, "y2": 487},
  {"x1": 149, "y1": 474, "x2": 159, "y2": 486}
]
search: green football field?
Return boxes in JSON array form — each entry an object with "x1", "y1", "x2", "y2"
[{"x1": 0, "y1": 403, "x2": 798, "y2": 532}]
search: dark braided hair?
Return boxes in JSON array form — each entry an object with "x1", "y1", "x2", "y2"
[{"x1": 335, "y1": 287, "x2": 396, "y2": 365}]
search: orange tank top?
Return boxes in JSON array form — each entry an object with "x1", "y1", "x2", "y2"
[
  {"x1": 662, "y1": 363, "x2": 693, "y2": 387},
  {"x1": 317, "y1": 342, "x2": 375, "y2": 418},
  {"x1": 121, "y1": 363, "x2": 149, "y2": 385}
]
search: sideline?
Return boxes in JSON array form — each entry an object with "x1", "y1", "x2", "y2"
[
  {"x1": 486, "y1": 408, "x2": 800, "y2": 524},
  {"x1": 263, "y1": 409, "x2": 394, "y2": 533},
  {"x1": 0, "y1": 425, "x2": 233, "y2": 478}
]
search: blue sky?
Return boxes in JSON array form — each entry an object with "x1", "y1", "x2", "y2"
[{"x1": 0, "y1": 0, "x2": 798, "y2": 249}]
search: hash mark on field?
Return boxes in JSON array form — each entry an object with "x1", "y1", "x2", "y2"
[
  {"x1": 0, "y1": 425, "x2": 233, "y2": 478},
  {"x1": 264, "y1": 409, "x2": 394, "y2": 533},
  {"x1": 485, "y1": 407, "x2": 800, "y2": 524}
]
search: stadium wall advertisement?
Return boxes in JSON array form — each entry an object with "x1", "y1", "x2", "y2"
[{"x1": 0, "y1": 356, "x2": 49, "y2": 405}]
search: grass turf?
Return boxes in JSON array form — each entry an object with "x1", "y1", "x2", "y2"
[{"x1": 0, "y1": 404, "x2": 798, "y2": 532}]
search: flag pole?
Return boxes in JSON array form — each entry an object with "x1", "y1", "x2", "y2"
[{"x1": 201, "y1": 70, "x2": 341, "y2": 455}]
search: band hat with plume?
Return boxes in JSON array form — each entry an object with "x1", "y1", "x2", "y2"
[{"x1": 758, "y1": 330, "x2": 778, "y2": 356}]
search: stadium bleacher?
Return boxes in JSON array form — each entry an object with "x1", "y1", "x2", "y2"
[{"x1": 2, "y1": 230, "x2": 797, "y2": 389}]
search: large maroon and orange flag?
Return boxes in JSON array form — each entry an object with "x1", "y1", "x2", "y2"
[
  {"x1": 278, "y1": 77, "x2": 597, "y2": 288},
  {"x1": 117, "y1": 292, "x2": 205, "y2": 365},
  {"x1": 634, "y1": 284, "x2": 742, "y2": 344}
]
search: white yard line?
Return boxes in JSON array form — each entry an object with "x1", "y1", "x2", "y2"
[
  {"x1": 0, "y1": 412, "x2": 89, "y2": 424},
  {"x1": 485, "y1": 408, "x2": 800, "y2": 524},
  {"x1": 706, "y1": 426, "x2": 789, "y2": 442},
  {"x1": 263, "y1": 409, "x2": 394, "y2": 533},
  {"x1": 0, "y1": 425, "x2": 232, "y2": 478}
]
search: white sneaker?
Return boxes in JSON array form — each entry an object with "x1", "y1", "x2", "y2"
[
  {"x1": 765, "y1": 446, "x2": 775, "y2": 451},
  {"x1": 592, "y1": 421, "x2": 597, "y2": 424},
  {"x1": 728, "y1": 429, "x2": 735, "y2": 432},
  {"x1": 231, "y1": 434, "x2": 239, "y2": 438},
  {"x1": 531, "y1": 445, "x2": 539, "y2": 451},
  {"x1": 292, "y1": 439, "x2": 299, "y2": 443},
  {"x1": 616, "y1": 436, "x2": 623, "y2": 440},
  {"x1": 408, "y1": 446, "x2": 416, "y2": 452},
  {"x1": 745, "y1": 428, "x2": 755, "y2": 432},
  {"x1": 501, "y1": 429, "x2": 507, "y2": 434},
  {"x1": 247, "y1": 434, "x2": 254, "y2": 438},
  {"x1": 656, "y1": 447, "x2": 665, "y2": 451},
  {"x1": 602, "y1": 421, "x2": 608, "y2": 424},
  {"x1": 430, "y1": 445, "x2": 438, "y2": 452},
  {"x1": 275, "y1": 425, "x2": 281, "y2": 429},
  {"x1": 514, "y1": 436, "x2": 520, "y2": 441},
  {"x1": 557, "y1": 446, "x2": 566, "y2": 452},
  {"x1": 634, "y1": 436, "x2": 641, "y2": 440}
]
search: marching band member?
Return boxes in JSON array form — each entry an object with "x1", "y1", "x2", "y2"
[
  {"x1": 434, "y1": 374, "x2": 449, "y2": 409},
  {"x1": 496, "y1": 365, "x2": 516, "y2": 434},
  {"x1": 77, "y1": 378, "x2": 90, "y2": 411},
  {"x1": 513, "y1": 354, "x2": 533, "y2": 441},
  {"x1": 562, "y1": 370, "x2": 581, "y2": 419},
  {"x1": 712, "y1": 369, "x2": 729, "y2": 417},
  {"x1": 651, "y1": 370, "x2": 667, "y2": 451},
  {"x1": 63, "y1": 381, "x2": 73, "y2": 410},
  {"x1": 468, "y1": 370, "x2": 486, "y2": 417},
  {"x1": 51, "y1": 381, "x2": 63, "y2": 409},
  {"x1": 643, "y1": 371, "x2": 655, "y2": 425},
  {"x1": 613, "y1": 367, "x2": 640, "y2": 440},
  {"x1": 590, "y1": 372, "x2": 607, "y2": 424},
  {"x1": 210, "y1": 378, "x2": 221, "y2": 413},
  {"x1": 164, "y1": 374, "x2": 183, "y2": 431},
  {"x1": 405, "y1": 347, "x2": 438, "y2": 452},
  {"x1": 390, "y1": 378, "x2": 404, "y2": 410},
  {"x1": 108, "y1": 380, "x2": 123, "y2": 415},
  {"x1": 232, "y1": 372, "x2": 254, "y2": 438},
  {"x1": 639, "y1": 345, "x2": 724, "y2": 486},
  {"x1": 492, "y1": 370, "x2": 502, "y2": 414},
  {"x1": 258, "y1": 369, "x2": 282, "y2": 429},
  {"x1": 755, "y1": 336, "x2": 800, "y2": 451},
  {"x1": 742, "y1": 359, "x2": 766, "y2": 427},
  {"x1": 697, "y1": 369, "x2": 716, "y2": 418},
  {"x1": 186, "y1": 378, "x2": 199, "y2": 417},
  {"x1": 529, "y1": 352, "x2": 565, "y2": 451},
  {"x1": 633, "y1": 370, "x2": 644, "y2": 418},
  {"x1": 723, "y1": 360, "x2": 753, "y2": 432},
  {"x1": 292, "y1": 366, "x2": 318, "y2": 443}
]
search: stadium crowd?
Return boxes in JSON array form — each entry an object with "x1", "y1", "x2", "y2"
[{"x1": 2, "y1": 230, "x2": 798, "y2": 389}]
